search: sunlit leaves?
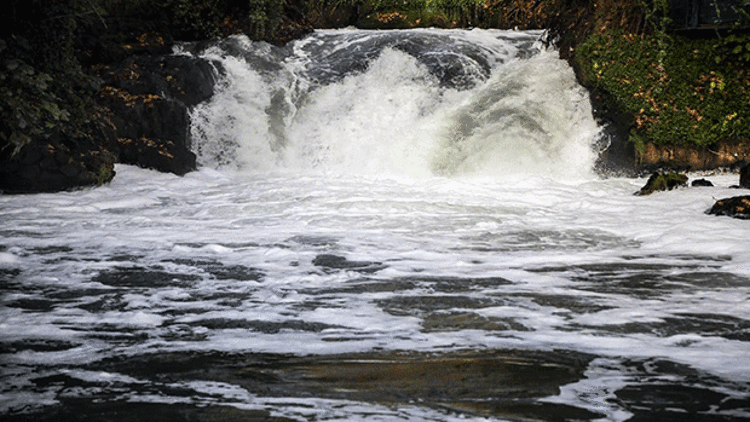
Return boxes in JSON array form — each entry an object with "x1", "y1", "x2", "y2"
[{"x1": 577, "y1": 30, "x2": 750, "y2": 147}]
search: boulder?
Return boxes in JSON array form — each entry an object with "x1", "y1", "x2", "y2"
[
  {"x1": 95, "y1": 54, "x2": 219, "y2": 175},
  {"x1": 636, "y1": 172, "x2": 688, "y2": 195},
  {"x1": 707, "y1": 196, "x2": 750, "y2": 219},
  {"x1": 691, "y1": 178, "x2": 714, "y2": 187},
  {"x1": 0, "y1": 131, "x2": 116, "y2": 194},
  {"x1": 740, "y1": 162, "x2": 750, "y2": 189},
  {"x1": 99, "y1": 55, "x2": 218, "y2": 108},
  {"x1": 117, "y1": 136, "x2": 195, "y2": 176}
]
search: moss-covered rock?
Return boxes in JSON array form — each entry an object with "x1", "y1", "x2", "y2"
[{"x1": 636, "y1": 172, "x2": 688, "y2": 195}]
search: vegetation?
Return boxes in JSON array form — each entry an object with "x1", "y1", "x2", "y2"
[
  {"x1": 0, "y1": 1, "x2": 101, "y2": 157},
  {"x1": 575, "y1": 0, "x2": 750, "y2": 150},
  {"x1": 577, "y1": 31, "x2": 750, "y2": 149}
]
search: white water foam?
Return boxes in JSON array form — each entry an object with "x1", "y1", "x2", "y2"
[
  {"x1": 2, "y1": 166, "x2": 750, "y2": 419},
  {"x1": 189, "y1": 29, "x2": 599, "y2": 180}
]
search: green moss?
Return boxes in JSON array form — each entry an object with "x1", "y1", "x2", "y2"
[
  {"x1": 637, "y1": 172, "x2": 688, "y2": 195},
  {"x1": 94, "y1": 164, "x2": 114, "y2": 186},
  {"x1": 576, "y1": 30, "x2": 750, "y2": 148}
]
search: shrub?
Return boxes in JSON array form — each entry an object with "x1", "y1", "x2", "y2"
[{"x1": 577, "y1": 30, "x2": 750, "y2": 148}]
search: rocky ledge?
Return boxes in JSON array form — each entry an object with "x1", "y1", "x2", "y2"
[
  {"x1": 0, "y1": 53, "x2": 219, "y2": 194},
  {"x1": 95, "y1": 54, "x2": 219, "y2": 175}
]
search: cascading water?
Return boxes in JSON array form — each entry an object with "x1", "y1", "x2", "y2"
[
  {"x1": 185, "y1": 29, "x2": 599, "y2": 179},
  {"x1": 2, "y1": 28, "x2": 750, "y2": 422}
]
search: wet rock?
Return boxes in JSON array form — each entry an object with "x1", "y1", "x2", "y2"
[
  {"x1": 117, "y1": 136, "x2": 196, "y2": 176},
  {"x1": 95, "y1": 54, "x2": 220, "y2": 175},
  {"x1": 707, "y1": 196, "x2": 750, "y2": 219},
  {"x1": 86, "y1": 349, "x2": 602, "y2": 421},
  {"x1": 691, "y1": 178, "x2": 714, "y2": 187},
  {"x1": 1, "y1": 54, "x2": 217, "y2": 193},
  {"x1": 636, "y1": 172, "x2": 688, "y2": 195},
  {"x1": 740, "y1": 162, "x2": 750, "y2": 189},
  {"x1": 0, "y1": 131, "x2": 116, "y2": 194},
  {"x1": 98, "y1": 86, "x2": 196, "y2": 175},
  {"x1": 312, "y1": 254, "x2": 386, "y2": 273},
  {"x1": 636, "y1": 139, "x2": 750, "y2": 172},
  {"x1": 98, "y1": 55, "x2": 218, "y2": 108},
  {"x1": 590, "y1": 92, "x2": 637, "y2": 177}
]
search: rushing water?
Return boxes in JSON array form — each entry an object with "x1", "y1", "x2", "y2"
[{"x1": 2, "y1": 29, "x2": 750, "y2": 422}]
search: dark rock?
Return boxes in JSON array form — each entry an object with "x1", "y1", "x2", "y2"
[
  {"x1": 94, "y1": 53, "x2": 219, "y2": 175},
  {"x1": 99, "y1": 55, "x2": 219, "y2": 107},
  {"x1": 707, "y1": 196, "x2": 750, "y2": 219},
  {"x1": 102, "y1": 91, "x2": 190, "y2": 142},
  {"x1": 636, "y1": 172, "x2": 688, "y2": 196},
  {"x1": 117, "y1": 137, "x2": 196, "y2": 176},
  {"x1": 591, "y1": 91, "x2": 637, "y2": 177},
  {"x1": 2, "y1": 51, "x2": 217, "y2": 193},
  {"x1": 0, "y1": 131, "x2": 116, "y2": 194},
  {"x1": 740, "y1": 162, "x2": 750, "y2": 189},
  {"x1": 312, "y1": 254, "x2": 386, "y2": 273},
  {"x1": 691, "y1": 178, "x2": 713, "y2": 187},
  {"x1": 101, "y1": 89, "x2": 197, "y2": 175}
]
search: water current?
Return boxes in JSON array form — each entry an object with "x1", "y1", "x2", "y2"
[{"x1": 2, "y1": 29, "x2": 750, "y2": 422}]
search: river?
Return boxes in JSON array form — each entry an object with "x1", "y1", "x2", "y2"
[{"x1": 1, "y1": 28, "x2": 749, "y2": 422}]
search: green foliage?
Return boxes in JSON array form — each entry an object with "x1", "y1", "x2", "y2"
[
  {"x1": 637, "y1": 0, "x2": 671, "y2": 64},
  {"x1": 637, "y1": 0, "x2": 671, "y2": 31},
  {"x1": 714, "y1": 4, "x2": 750, "y2": 64},
  {"x1": 308, "y1": 0, "x2": 486, "y2": 27},
  {"x1": 248, "y1": 0, "x2": 287, "y2": 40},
  {"x1": 1, "y1": 0, "x2": 100, "y2": 155},
  {"x1": 94, "y1": 163, "x2": 114, "y2": 186},
  {"x1": 432, "y1": 0, "x2": 485, "y2": 25},
  {"x1": 577, "y1": 30, "x2": 750, "y2": 148},
  {"x1": 716, "y1": 32, "x2": 750, "y2": 63},
  {"x1": 0, "y1": 42, "x2": 67, "y2": 154},
  {"x1": 167, "y1": 0, "x2": 227, "y2": 40}
]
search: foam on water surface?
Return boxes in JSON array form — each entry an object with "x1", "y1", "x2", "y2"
[{"x1": 2, "y1": 166, "x2": 750, "y2": 420}]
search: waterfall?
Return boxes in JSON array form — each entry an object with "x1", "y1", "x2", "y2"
[{"x1": 183, "y1": 28, "x2": 600, "y2": 179}]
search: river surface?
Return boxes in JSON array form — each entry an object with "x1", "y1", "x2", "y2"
[{"x1": 2, "y1": 29, "x2": 750, "y2": 422}]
